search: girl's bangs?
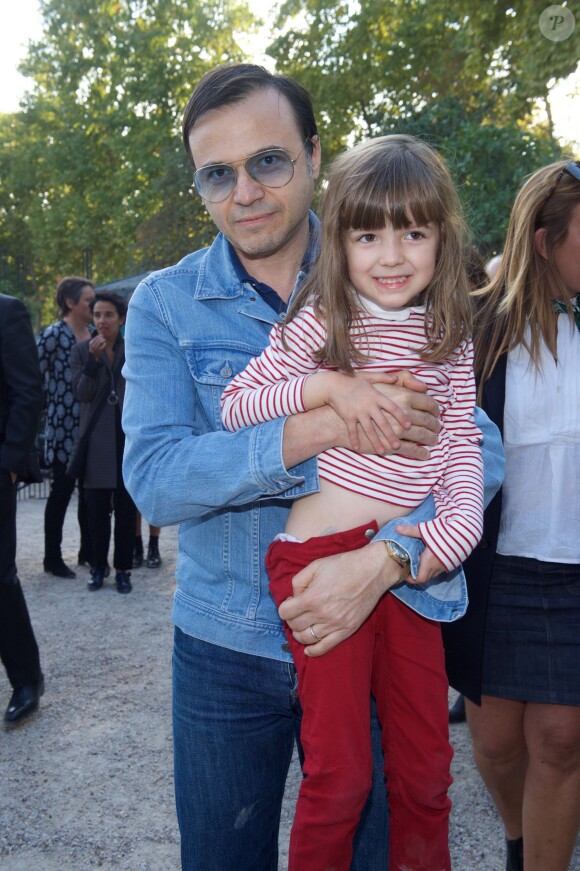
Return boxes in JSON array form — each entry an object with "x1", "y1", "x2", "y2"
[{"x1": 340, "y1": 157, "x2": 442, "y2": 231}]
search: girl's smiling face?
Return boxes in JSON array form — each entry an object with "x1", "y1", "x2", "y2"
[{"x1": 344, "y1": 218, "x2": 440, "y2": 311}]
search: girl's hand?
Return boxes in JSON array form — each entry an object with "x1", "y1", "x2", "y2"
[
  {"x1": 394, "y1": 523, "x2": 447, "y2": 584},
  {"x1": 316, "y1": 370, "x2": 413, "y2": 454}
]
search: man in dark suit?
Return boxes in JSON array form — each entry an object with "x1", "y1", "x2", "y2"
[{"x1": 0, "y1": 292, "x2": 45, "y2": 725}]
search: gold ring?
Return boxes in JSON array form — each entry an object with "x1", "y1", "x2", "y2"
[{"x1": 309, "y1": 625, "x2": 321, "y2": 642}]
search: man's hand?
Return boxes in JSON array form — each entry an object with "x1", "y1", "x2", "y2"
[
  {"x1": 282, "y1": 369, "x2": 440, "y2": 469},
  {"x1": 304, "y1": 370, "x2": 413, "y2": 454},
  {"x1": 277, "y1": 541, "x2": 402, "y2": 656},
  {"x1": 341, "y1": 371, "x2": 440, "y2": 461}
]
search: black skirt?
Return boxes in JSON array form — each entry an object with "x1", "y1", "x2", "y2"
[{"x1": 481, "y1": 554, "x2": 580, "y2": 706}]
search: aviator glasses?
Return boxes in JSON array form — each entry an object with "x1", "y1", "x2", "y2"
[{"x1": 193, "y1": 138, "x2": 311, "y2": 203}]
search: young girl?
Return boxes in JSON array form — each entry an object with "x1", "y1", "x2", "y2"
[{"x1": 221, "y1": 134, "x2": 484, "y2": 871}]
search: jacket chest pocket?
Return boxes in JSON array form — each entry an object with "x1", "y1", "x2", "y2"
[{"x1": 183, "y1": 342, "x2": 264, "y2": 429}]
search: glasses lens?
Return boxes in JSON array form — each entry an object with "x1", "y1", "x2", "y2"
[
  {"x1": 193, "y1": 148, "x2": 298, "y2": 202},
  {"x1": 565, "y1": 161, "x2": 580, "y2": 182},
  {"x1": 246, "y1": 149, "x2": 295, "y2": 188},
  {"x1": 194, "y1": 164, "x2": 236, "y2": 202}
]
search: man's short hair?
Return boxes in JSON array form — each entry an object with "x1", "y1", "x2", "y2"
[{"x1": 182, "y1": 63, "x2": 318, "y2": 163}]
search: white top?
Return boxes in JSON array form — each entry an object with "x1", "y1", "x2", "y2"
[
  {"x1": 497, "y1": 318, "x2": 580, "y2": 563},
  {"x1": 221, "y1": 304, "x2": 484, "y2": 571}
]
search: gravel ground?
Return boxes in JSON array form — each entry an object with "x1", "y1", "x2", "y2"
[{"x1": 2, "y1": 491, "x2": 579, "y2": 870}]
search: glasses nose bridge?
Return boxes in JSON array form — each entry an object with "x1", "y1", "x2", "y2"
[
  {"x1": 228, "y1": 153, "x2": 254, "y2": 180},
  {"x1": 231, "y1": 158, "x2": 266, "y2": 197}
]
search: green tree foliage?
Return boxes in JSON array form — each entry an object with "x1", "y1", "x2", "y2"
[
  {"x1": 0, "y1": 0, "x2": 254, "y2": 319},
  {"x1": 2, "y1": 0, "x2": 577, "y2": 317},
  {"x1": 380, "y1": 97, "x2": 562, "y2": 254},
  {"x1": 270, "y1": 0, "x2": 579, "y2": 142},
  {"x1": 268, "y1": 0, "x2": 577, "y2": 248}
]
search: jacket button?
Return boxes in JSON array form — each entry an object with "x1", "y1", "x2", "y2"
[
  {"x1": 282, "y1": 642, "x2": 290, "y2": 652},
  {"x1": 220, "y1": 365, "x2": 233, "y2": 378},
  {"x1": 364, "y1": 528, "x2": 376, "y2": 540},
  {"x1": 479, "y1": 538, "x2": 489, "y2": 549}
]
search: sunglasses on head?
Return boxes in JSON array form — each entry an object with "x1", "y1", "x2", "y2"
[{"x1": 540, "y1": 160, "x2": 580, "y2": 213}]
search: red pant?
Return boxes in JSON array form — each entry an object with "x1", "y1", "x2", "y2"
[{"x1": 266, "y1": 522, "x2": 452, "y2": 871}]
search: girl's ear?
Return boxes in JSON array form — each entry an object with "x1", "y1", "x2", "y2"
[{"x1": 534, "y1": 227, "x2": 548, "y2": 260}]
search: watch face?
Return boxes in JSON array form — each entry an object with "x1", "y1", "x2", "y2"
[
  {"x1": 389, "y1": 541, "x2": 408, "y2": 561},
  {"x1": 385, "y1": 540, "x2": 410, "y2": 571}
]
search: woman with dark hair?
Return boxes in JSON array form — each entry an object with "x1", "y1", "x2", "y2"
[
  {"x1": 37, "y1": 275, "x2": 95, "y2": 578},
  {"x1": 443, "y1": 159, "x2": 580, "y2": 871},
  {"x1": 70, "y1": 291, "x2": 136, "y2": 594}
]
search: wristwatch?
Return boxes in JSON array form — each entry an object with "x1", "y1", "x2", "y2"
[{"x1": 383, "y1": 540, "x2": 411, "y2": 580}]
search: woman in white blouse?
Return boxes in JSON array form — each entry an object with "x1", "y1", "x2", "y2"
[{"x1": 443, "y1": 159, "x2": 580, "y2": 871}]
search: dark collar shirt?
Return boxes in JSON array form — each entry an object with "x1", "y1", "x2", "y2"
[{"x1": 228, "y1": 229, "x2": 318, "y2": 316}]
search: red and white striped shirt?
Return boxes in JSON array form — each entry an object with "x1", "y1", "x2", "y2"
[{"x1": 221, "y1": 305, "x2": 484, "y2": 570}]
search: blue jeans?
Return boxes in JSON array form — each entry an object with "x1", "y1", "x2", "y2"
[{"x1": 172, "y1": 629, "x2": 389, "y2": 871}]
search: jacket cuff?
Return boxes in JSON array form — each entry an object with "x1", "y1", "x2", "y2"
[{"x1": 249, "y1": 416, "x2": 319, "y2": 499}]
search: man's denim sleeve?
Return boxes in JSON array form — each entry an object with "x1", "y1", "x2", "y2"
[
  {"x1": 376, "y1": 406, "x2": 505, "y2": 578},
  {"x1": 122, "y1": 280, "x2": 319, "y2": 527}
]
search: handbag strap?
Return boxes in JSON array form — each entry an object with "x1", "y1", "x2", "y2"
[{"x1": 80, "y1": 383, "x2": 113, "y2": 443}]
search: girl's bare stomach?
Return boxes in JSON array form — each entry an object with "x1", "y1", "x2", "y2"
[{"x1": 284, "y1": 478, "x2": 412, "y2": 540}]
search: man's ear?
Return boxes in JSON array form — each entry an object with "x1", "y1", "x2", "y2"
[
  {"x1": 534, "y1": 227, "x2": 548, "y2": 260},
  {"x1": 310, "y1": 135, "x2": 322, "y2": 181}
]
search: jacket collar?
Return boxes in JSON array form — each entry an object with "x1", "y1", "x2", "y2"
[{"x1": 193, "y1": 211, "x2": 320, "y2": 302}]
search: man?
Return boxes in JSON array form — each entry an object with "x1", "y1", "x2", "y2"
[
  {"x1": 0, "y1": 293, "x2": 45, "y2": 725},
  {"x1": 123, "y1": 64, "x2": 504, "y2": 869}
]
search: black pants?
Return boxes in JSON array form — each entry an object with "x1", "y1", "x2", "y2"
[
  {"x1": 0, "y1": 469, "x2": 42, "y2": 690},
  {"x1": 44, "y1": 459, "x2": 92, "y2": 564},
  {"x1": 85, "y1": 480, "x2": 136, "y2": 572}
]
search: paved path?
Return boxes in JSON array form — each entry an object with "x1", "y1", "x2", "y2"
[{"x1": 2, "y1": 490, "x2": 579, "y2": 869}]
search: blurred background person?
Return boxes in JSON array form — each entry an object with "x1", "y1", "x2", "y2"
[
  {"x1": 0, "y1": 292, "x2": 45, "y2": 725},
  {"x1": 70, "y1": 291, "x2": 135, "y2": 594},
  {"x1": 133, "y1": 512, "x2": 162, "y2": 569},
  {"x1": 37, "y1": 276, "x2": 95, "y2": 578},
  {"x1": 443, "y1": 159, "x2": 580, "y2": 871},
  {"x1": 485, "y1": 253, "x2": 503, "y2": 281}
]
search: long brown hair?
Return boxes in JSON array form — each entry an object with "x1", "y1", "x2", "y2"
[
  {"x1": 474, "y1": 160, "x2": 580, "y2": 401},
  {"x1": 286, "y1": 134, "x2": 472, "y2": 372}
]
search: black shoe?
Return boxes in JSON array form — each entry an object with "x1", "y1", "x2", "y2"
[
  {"x1": 88, "y1": 566, "x2": 105, "y2": 591},
  {"x1": 44, "y1": 559, "x2": 76, "y2": 579},
  {"x1": 115, "y1": 571, "x2": 132, "y2": 594},
  {"x1": 146, "y1": 541, "x2": 162, "y2": 569},
  {"x1": 132, "y1": 538, "x2": 144, "y2": 568},
  {"x1": 449, "y1": 694, "x2": 466, "y2": 724},
  {"x1": 4, "y1": 676, "x2": 45, "y2": 725},
  {"x1": 506, "y1": 837, "x2": 523, "y2": 871}
]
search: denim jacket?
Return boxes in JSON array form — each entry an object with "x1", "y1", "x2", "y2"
[{"x1": 123, "y1": 220, "x2": 504, "y2": 662}]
